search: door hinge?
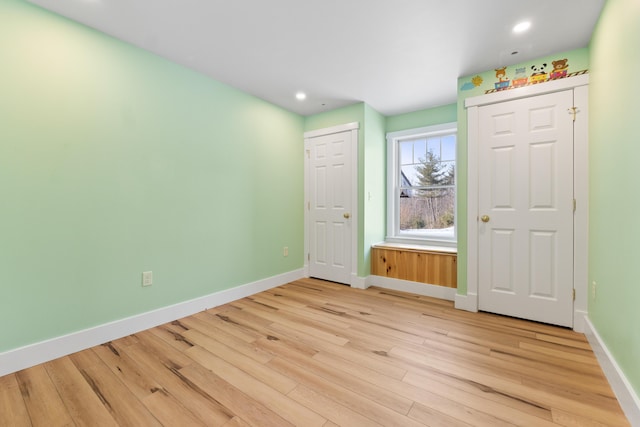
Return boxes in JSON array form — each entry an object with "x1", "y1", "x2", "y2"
[
  {"x1": 568, "y1": 106, "x2": 577, "y2": 122},
  {"x1": 308, "y1": 253, "x2": 310, "y2": 261},
  {"x1": 573, "y1": 199, "x2": 577, "y2": 213},
  {"x1": 306, "y1": 149, "x2": 310, "y2": 159},
  {"x1": 573, "y1": 289, "x2": 576, "y2": 301}
]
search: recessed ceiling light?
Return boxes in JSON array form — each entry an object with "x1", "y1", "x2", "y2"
[
  {"x1": 295, "y1": 92, "x2": 307, "y2": 100},
  {"x1": 513, "y1": 21, "x2": 531, "y2": 33}
]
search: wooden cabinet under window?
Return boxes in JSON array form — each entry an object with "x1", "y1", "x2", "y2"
[{"x1": 371, "y1": 244, "x2": 457, "y2": 288}]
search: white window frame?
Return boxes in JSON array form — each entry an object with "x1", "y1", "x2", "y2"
[{"x1": 386, "y1": 122, "x2": 457, "y2": 248}]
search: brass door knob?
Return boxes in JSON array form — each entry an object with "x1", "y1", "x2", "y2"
[
  {"x1": 481, "y1": 215, "x2": 490, "y2": 223},
  {"x1": 343, "y1": 213, "x2": 351, "y2": 219}
]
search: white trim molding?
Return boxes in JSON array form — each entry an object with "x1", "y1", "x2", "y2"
[
  {"x1": 465, "y1": 74, "x2": 589, "y2": 108},
  {"x1": 455, "y1": 292, "x2": 478, "y2": 312},
  {"x1": 368, "y1": 275, "x2": 456, "y2": 301},
  {"x1": 573, "y1": 309, "x2": 588, "y2": 334},
  {"x1": 386, "y1": 122, "x2": 458, "y2": 247},
  {"x1": 0, "y1": 269, "x2": 305, "y2": 377},
  {"x1": 350, "y1": 274, "x2": 370, "y2": 290},
  {"x1": 584, "y1": 318, "x2": 640, "y2": 425},
  {"x1": 303, "y1": 121, "x2": 358, "y2": 139},
  {"x1": 572, "y1": 84, "x2": 590, "y2": 333}
]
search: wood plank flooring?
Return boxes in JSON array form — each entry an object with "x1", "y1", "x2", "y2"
[{"x1": 0, "y1": 278, "x2": 629, "y2": 426}]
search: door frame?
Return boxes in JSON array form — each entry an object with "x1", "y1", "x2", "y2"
[
  {"x1": 462, "y1": 75, "x2": 589, "y2": 332},
  {"x1": 303, "y1": 122, "x2": 359, "y2": 287}
]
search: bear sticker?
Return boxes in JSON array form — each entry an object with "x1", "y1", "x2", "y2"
[{"x1": 550, "y1": 58, "x2": 569, "y2": 79}]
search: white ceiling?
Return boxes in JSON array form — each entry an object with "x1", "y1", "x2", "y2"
[{"x1": 27, "y1": 0, "x2": 604, "y2": 116}]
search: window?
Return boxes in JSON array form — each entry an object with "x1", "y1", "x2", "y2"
[{"x1": 386, "y1": 123, "x2": 457, "y2": 247}]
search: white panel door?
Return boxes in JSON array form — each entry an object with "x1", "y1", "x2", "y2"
[
  {"x1": 308, "y1": 131, "x2": 353, "y2": 284},
  {"x1": 478, "y1": 90, "x2": 574, "y2": 327}
]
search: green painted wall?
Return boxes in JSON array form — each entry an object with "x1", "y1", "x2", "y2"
[
  {"x1": 589, "y1": 0, "x2": 640, "y2": 397},
  {"x1": 362, "y1": 105, "x2": 387, "y2": 274},
  {"x1": 385, "y1": 104, "x2": 457, "y2": 133},
  {"x1": 456, "y1": 47, "x2": 590, "y2": 294},
  {"x1": 0, "y1": 0, "x2": 304, "y2": 352}
]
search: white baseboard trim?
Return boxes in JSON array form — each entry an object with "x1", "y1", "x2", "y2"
[
  {"x1": 573, "y1": 309, "x2": 588, "y2": 333},
  {"x1": 367, "y1": 275, "x2": 456, "y2": 301},
  {"x1": 0, "y1": 269, "x2": 305, "y2": 377},
  {"x1": 584, "y1": 317, "x2": 640, "y2": 425},
  {"x1": 350, "y1": 274, "x2": 370, "y2": 290},
  {"x1": 454, "y1": 292, "x2": 478, "y2": 312}
]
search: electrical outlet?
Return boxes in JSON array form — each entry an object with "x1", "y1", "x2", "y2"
[
  {"x1": 142, "y1": 271, "x2": 153, "y2": 287},
  {"x1": 592, "y1": 281, "x2": 597, "y2": 299},
  {"x1": 283, "y1": 246, "x2": 289, "y2": 257}
]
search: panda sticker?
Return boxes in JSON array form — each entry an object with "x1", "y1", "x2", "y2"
[{"x1": 529, "y1": 63, "x2": 548, "y2": 84}]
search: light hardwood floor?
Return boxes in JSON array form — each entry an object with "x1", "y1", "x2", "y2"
[{"x1": 0, "y1": 278, "x2": 629, "y2": 426}]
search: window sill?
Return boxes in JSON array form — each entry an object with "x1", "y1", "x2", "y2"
[{"x1": 374, "y1": 241, "x2": 457, "y2": 255}]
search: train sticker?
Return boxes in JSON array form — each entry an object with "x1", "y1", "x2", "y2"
[
  {"x1": 512, "y1": 67, "x2": 528, "y2": 87},
  {"x1": 485, "y1": 59, "x2": 586, "y2": 94},
  {"x1": 493, "y1": 67, "x2": 510, "y2": 90}
]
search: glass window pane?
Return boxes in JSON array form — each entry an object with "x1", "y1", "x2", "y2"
[
  {"x1": 439, "y1": 161, "x2": 455, "y2": 184},
  {"x1": 400, "y1": 165, "x2": 418, "y2": 186},
  {"x1": 427, "y1": 137, "x2": 441, "y2": 160},
  {"x1": 389, "y1": 125, "x2": 457, "y2": 243},
  {"x1": 441, "y1": 135, "x2": 456, "y2": 161},
  {"x1": 399, "y1": 141, "x2": 413, "y2": 165},
  {"x1": 413, "y1": 139, "x2": 426, "y2": 163}
]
